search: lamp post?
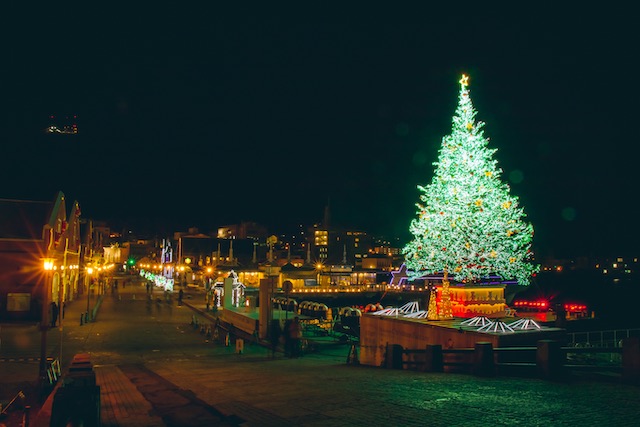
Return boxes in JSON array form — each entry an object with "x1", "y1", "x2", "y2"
[
  {"x1": 58, "y1": 266, "x2": 65, "y2": 365},
  {"x1": 315, "y1": 263, "x2": 322, "y2": 286},
  {"x1": 205, "y1": 267, "x2": 213, "y2": 309},
  {"x1": 39, "y1": 257, "x2": 55, "y2": 387},
  {"x1": 178, "y1": 265, "x2": 186, "y2": 288},
  {"x1": 86, "y1": 266, "x2": 93, "y2": 313},
  {"x1": 282, "y1": 280, "x2": 293, "y2": 322},
  {"x1": 97, "y1": 267, "x2": 103, "y2": 295}
]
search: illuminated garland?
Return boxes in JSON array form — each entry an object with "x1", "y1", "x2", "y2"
[{"x1": 140, "y1": 269, "x2": 174, "y2": 292}]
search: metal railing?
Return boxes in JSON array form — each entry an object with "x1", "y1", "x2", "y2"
[
  {"x1": 384, "y1": 338, "x2": 639, "y2": 382},
  {"x1": 567, "y1": 328, "x2": 640, "y2": 348}
]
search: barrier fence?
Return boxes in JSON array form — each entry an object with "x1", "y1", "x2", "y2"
[
  {"x1": 383, "y1": 337, "x2": 640, "y2": 383},
  {"x1": 567, "y1": 328, "x2": 640, "y2": 348}
]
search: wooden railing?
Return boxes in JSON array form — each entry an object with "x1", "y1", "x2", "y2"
[{"x1": 383, "y1": 338, "x2": 640, "y2": 383}]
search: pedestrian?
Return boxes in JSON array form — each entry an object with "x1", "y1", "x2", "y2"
[
  {"x1": 270, "y1": 320, "x2": 282, "y2": 358},
  {"x1": 283, "y1": 319, "x2": 292, "y2": 357},
  {"x1": 288, "y1": 317, "x2": 303, "y2": 358},
  {"x1": 213, "y1": 293, "x2": 219, "y2": 312},
  {"x1": 178, "y1": 289, "x2": 184, "y2": 305},
  {"x1": 50, "y1": 301, "x2": 59, "y2": 328}
]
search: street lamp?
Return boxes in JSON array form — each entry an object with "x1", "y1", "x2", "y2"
[
  {"x1": 97, "y1": 267, "x2": 103, "y2": 295},
  {"x1": 178, "y1": 265, "x2": 186, "y2": 287},
  {"x1": 39, "y1": 257, "x2": 55, "y2": 387},
  {"x1": 282, "y1": 280, "x2": 293, "y2": 322},
  {"x1": 315, "y1": 263, "x2": 323, "y2": 286},
  {"x1": 86, "y1": 266, "x2": 94, "y2": 313}
]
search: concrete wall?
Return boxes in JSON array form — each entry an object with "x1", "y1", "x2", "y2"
[
  {"x1": 360, "y1": 314, "x2": 567, "y2": 367},
  {"x1": 222, "y1": 308, "x2": 258, "y2": 336}
]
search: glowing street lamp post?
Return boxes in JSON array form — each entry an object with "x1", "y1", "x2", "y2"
[
  {"x1": 39, "y1": 258, "x2": 55, "y2": 387},
  {"x1": 315, "y1": 263, "x2": 323, "y2": 287},
  {"x1": 86, "y1": 266, "x2": 94, "y2": 317},
  {"x1": 282, "y1": 280, "x2": 293, "y2": 322}
]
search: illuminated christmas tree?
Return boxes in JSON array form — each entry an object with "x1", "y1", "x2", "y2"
[
  {"x1": 403, "y1": 74, "x2": 539, "y2": 318},
  {"x1": 426, "y1": 289, "x2": 439, "y2": 320}
]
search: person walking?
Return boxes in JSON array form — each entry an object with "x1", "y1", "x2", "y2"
[
  {"x1": 50, "y1": 301, "x2": 59, "y2": 328},
  {"x1": 270, "y1": 320, "x2": 282, "y2": 358},
  {"x1": 288, "y1": 317, "x2": 303, "y2": 358},
  {"x1": 283, "y1": 319, "x2": 292, "y2": 357}
]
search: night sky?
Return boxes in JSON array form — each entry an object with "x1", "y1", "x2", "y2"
[{"x1": 4, "y1": 4, "x2": 638, "y2": 259}]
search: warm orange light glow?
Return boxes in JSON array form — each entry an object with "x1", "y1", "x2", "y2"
[{"x1": 43, "y1": 258, "x2": 55, "y2": 271}]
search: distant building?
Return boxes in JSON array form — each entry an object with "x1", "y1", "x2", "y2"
[
  {"x1": 360, "y1": 254, "x2": 393, "y2": 271},
  {"x1": 310, "y1": 225, "x2": 374, "y2": 265},
  {"x1": 45, "y1": 114, "x2": 79, "y2": 134},
  {"x1": 174, "y1": 229, "x2": 260, "y2": 268},
  {"x1": 217, "y1": 222, "x2": 268, "y2": 240}
]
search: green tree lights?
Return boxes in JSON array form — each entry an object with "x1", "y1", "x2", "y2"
[{"x1": 403, "y1": 75, "x2": 539, "y2": 314}]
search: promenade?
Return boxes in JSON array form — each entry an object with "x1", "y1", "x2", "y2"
[{"x1": 2, "y1": 282, "x2": 639, "y2": 426}]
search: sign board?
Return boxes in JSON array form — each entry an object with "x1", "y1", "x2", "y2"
[{"x1": 7, "y1": 293, "x2": 31, "y2": 312}]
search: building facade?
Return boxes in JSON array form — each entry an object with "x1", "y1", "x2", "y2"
[{"x1": 0, "y1": 192, "x2": 82, "y2": 321}]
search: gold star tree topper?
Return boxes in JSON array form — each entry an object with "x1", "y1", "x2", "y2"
[{"x1": 459, "y1": 74, "x2": 469, "y2": 87}]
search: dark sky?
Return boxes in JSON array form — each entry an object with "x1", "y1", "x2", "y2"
[{"x1": 4, "y1": 4, "x2": 638, "y2": 259}]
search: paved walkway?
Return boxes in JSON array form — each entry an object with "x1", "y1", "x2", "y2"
[
  {"x1": 21, "y1": 284, "x2": 640, "y2": 427},
  {"x1": 96, "y1": 365, "x2": 165, "y2": 427}
]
